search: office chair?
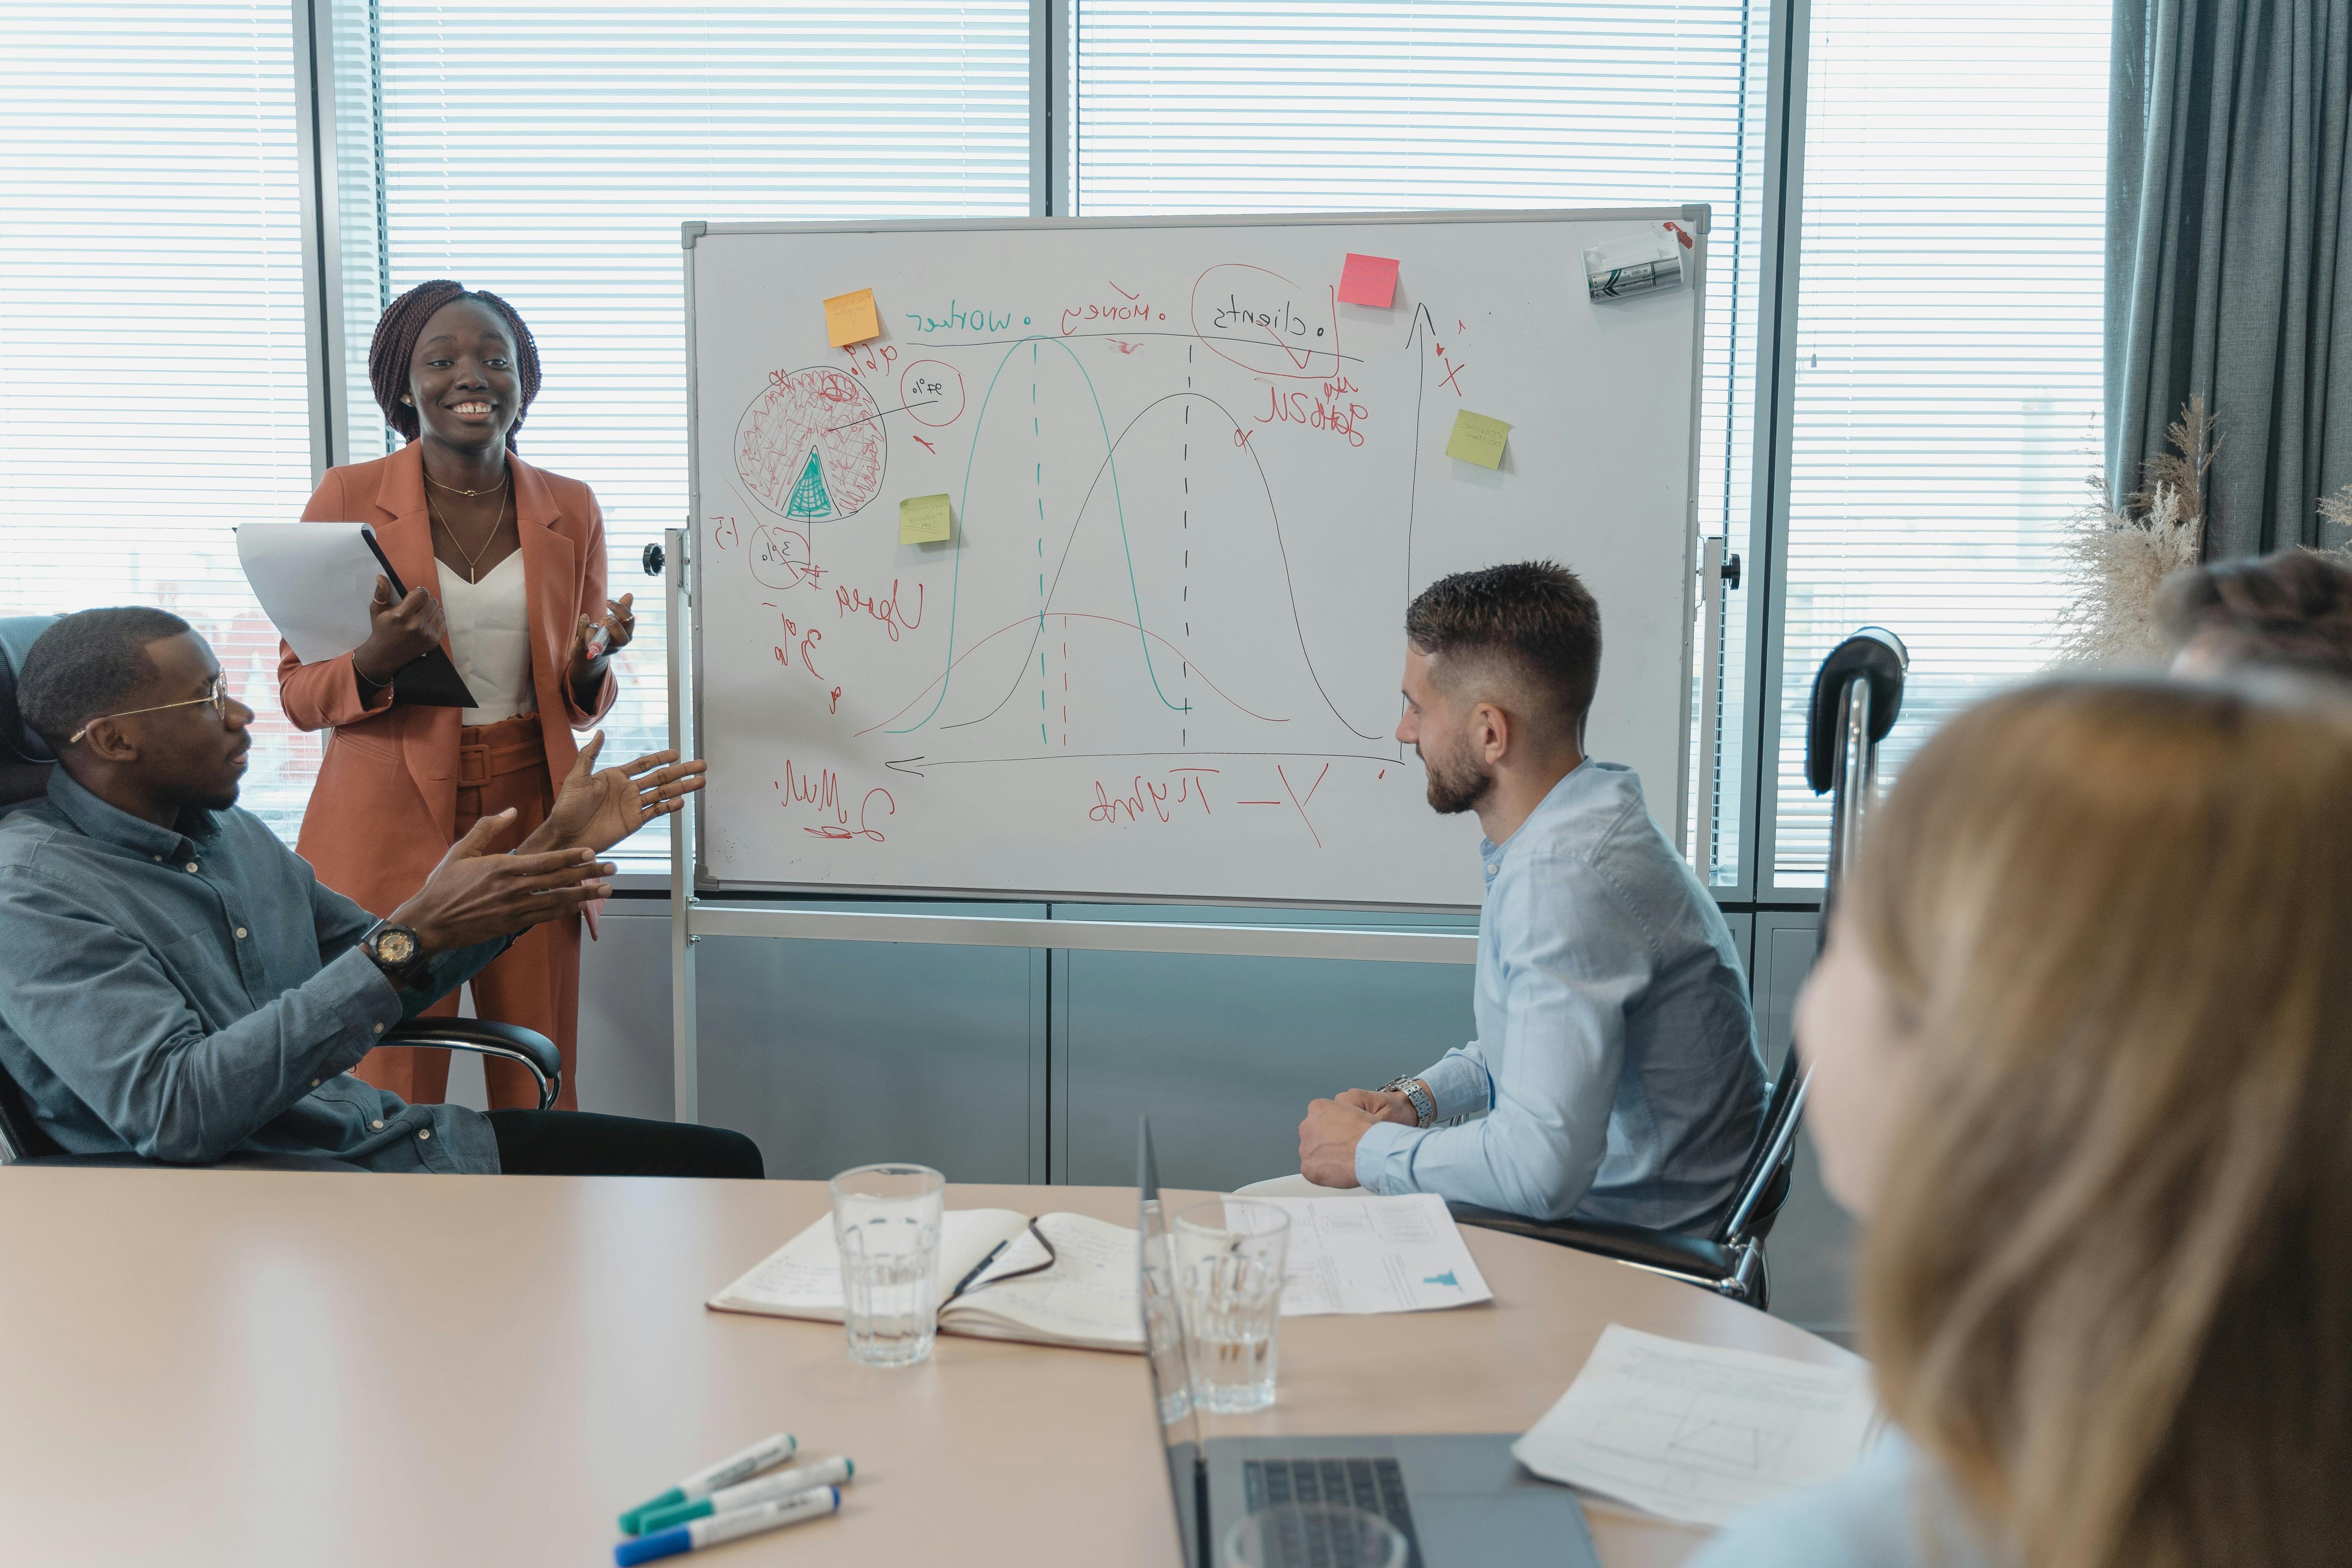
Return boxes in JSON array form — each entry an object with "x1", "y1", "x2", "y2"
[
  {"x1": 1448, "y1": 627, "x2": 1909, "y2": 1310},
  {"x1": 0, "y1": 614, "x2": 564, "y2": 1169}
]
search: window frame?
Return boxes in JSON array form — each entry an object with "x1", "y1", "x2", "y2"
[{"x1": 285, "y1": 0, "x2": 1843, "y2": 913}]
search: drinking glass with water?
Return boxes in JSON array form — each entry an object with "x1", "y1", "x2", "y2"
[
  {"x1": 828, "y1": 1163, "x2": 946, "y2": 1368},
  {"x1": 1172, "y1": 1198, "x2": 1290, "y2": 1413}
]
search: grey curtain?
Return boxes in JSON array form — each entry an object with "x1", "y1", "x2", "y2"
[{"x1": 2107, "y1": 0, "x2": 2352, "y2": 556}]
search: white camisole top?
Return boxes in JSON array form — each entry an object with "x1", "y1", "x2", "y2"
[{"x1": 437, "y1": 551, "x2": 537, "y2": 726}]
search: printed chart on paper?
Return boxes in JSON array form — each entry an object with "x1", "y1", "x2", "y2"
[{"x1": 686, "y1": 212, "x2": 1705, "y2": 907}]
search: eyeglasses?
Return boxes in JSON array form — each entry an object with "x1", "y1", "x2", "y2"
[{"x1": 69, "y1": 674, "x2": 232, "y2": 745}]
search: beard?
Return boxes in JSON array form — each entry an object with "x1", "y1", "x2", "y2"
[{"x1": 1418, "y1": 736, "x2": 1492, "y2": 816}]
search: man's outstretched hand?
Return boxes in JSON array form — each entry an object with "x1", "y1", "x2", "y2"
[
  {"x1": 390, "y1": 809, "x2": 614, "y2": 956},
  {"x1": 525, "y1": 733, "x2": 708, "y2": 856}
]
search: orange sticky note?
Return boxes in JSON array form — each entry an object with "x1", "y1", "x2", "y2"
[
  {"x1": 824, "y1": 288, "x2": 880, "y2": 347},
  {"x1": 1337, "y1": 253, "x2": 1400, "y2": 308}
]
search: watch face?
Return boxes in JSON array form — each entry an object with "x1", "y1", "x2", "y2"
[{"x1": 375, "y1": 928, "x2": 418, "y2": 965}]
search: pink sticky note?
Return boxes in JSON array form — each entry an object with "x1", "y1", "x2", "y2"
[{"x1": 1337, "y1": 253, "x2": 1400, "y2": 308}]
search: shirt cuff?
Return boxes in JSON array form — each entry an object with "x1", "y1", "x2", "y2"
[
  {"x1": 1417, "y1": 1051, "x2": 1491, "y2": 1124},
  {"x1": 323, "y1": 946, "x2": 411, "y2": 1073},
  {"x1": 1355, "y1": 1119, "x2": 1420, "y2": 1194}
]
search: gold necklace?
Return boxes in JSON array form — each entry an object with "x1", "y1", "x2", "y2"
[
  {"x1": 428, "y1": 475, "x2": 512, "y2": 583},
  {"x1": 425, "y1": 465, "x2": 510, "y2": 500}
]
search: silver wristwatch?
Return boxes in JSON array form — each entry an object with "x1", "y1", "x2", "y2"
[{"x1": 1381, "y1": 1074, "x2": 1438, "y2": 1129}]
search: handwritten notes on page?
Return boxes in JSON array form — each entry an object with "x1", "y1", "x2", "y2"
[
  {"x1": 899, "y1": 493, "x2": 953, "y2": 545},
  {"x1": 1336, "y1": 252, "x2": 1401, "y2": 308},
  {"x1": 1512, "y1": 1324, "x2": 1879, "y2": 1527},
  {"x1": 1227, "y1": 1194, "x2": 1493, "y2": 1316},
  {"x1": 824, "y1": 287, "x2": 881, "y2": 347},
  {"x1": 1446, "y1": 409, "x2": 1511, "y2": 469}
]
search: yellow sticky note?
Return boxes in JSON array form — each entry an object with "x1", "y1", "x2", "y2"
[
  {"x1": 825, "y1": 287, "x2": 880, "y2": 347},
  {"x1": 900, "y1": 493, "x2": 953, "y2": 545},
  {"x1": 1446, "y1": 409, "x2": 1511, "y2": 470}
]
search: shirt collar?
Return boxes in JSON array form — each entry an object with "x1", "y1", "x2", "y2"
[
  {"x1": 1478, "y1": 756, "x2": 1597, "y2": 861},
  {"x1": 45, "y1": 767, "x2": 217, "y2": 859}
]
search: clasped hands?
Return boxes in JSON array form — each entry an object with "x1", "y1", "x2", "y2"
[
  {"x1": 388, "y1": 734, "x2": 705, "y2": 957},
  {"x1": 1297, "y1": 1084, "x2": 1423, "y2": 1188}
]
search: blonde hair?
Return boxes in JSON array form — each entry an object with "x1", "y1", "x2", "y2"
[{"x1": 1853, "y1": 677, "x2": 2352, "y2": 1568}]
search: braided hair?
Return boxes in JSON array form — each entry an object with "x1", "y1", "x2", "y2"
[{"x1": 368, "y1": 279, "x2": 542, "y2": 450}]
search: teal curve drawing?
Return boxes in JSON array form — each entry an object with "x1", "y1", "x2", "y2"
[
  {"x1": 783, "y1": 450, "x2": 833, "y2": 520},
  {"x1": 1423, "y1": 1271, "x2": 1460, "y2": 1289},
  {"x1": 887, "y1": 334, "x2": 1184, "y2": 735}
]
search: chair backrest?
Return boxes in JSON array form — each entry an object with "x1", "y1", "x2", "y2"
[
  {"x1": 1, "y1": 615, "x2": 60, "y2": 812},
  {"x1": 1715, "y1": 626, "x2": 1909, "y2": 1247}
]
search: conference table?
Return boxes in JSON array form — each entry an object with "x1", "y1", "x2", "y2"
[{"x1": 0, "y1": 1170, "x2": 1857, "y2": 1565}]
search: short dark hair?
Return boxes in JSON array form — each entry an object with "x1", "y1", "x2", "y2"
[
  {"x1": 1404, "y1": 561, "x2": 1603, "y2": 739},
  {"x1": 369, "y1": 279, "x2": 542, "y2": 449},
  {"x1": 2156, "y1": 548, "x2": 2352, "y2": 682},
  {"x1": 18, "y1": 608, "x2": 194, "y2": 749}
]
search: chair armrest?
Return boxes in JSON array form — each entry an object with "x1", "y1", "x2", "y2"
[
  {"x1": 1447, "y1": 1203, "x2": 1741, "y2": 1284},
  {"x1": 382, "y1": 1018, "x2": 563, "y2": 1111}
]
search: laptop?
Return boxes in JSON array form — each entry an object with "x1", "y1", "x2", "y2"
[{"x1": 1136, "y1": 1119, "x2": 1599, "y2": 1568}]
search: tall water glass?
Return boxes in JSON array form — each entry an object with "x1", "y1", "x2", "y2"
[
  {"x1": 1172, "y1": 1198, "x2": 1290, "y2": 1413},
  {"x1": 828, "y1": 1163, "x2": 945, "y2": 1367},
  {"x1": 1222, "y1": 1504, "x2": 1408, "y2": 1568}
]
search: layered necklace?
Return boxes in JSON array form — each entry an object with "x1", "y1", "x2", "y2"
[{"x1": 424, "y1": 467, "x2": 514, "y2": 584}]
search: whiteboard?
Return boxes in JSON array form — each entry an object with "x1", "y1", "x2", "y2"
[{"x1": 686, "y1": 210, "x2": 1706, "y2": 911}]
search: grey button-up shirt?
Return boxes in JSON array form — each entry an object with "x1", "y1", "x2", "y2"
[
  {"x1": 1354, "y1": 760, "x2": 1765, "y2": 1230},
  {"x1": 0, "y1": 770, "x2": 504, "y2": 1171}
]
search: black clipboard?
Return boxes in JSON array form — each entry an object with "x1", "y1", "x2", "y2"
[{"x1": 361, "y1": 527, "x2": 480, "y2": 710}]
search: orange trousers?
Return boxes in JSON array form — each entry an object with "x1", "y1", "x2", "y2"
[{"x1": 354, "y1": 713, "x2": 582, "y2": 1111}]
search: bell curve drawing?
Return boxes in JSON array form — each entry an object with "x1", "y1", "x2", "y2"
[{"x1": 684, "y1": 211, "x2": 1709, "y2": 909}]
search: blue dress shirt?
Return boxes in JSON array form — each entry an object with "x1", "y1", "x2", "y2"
[
  {"x1": 1354, "y1": 760, "x2": 1764, "y2": 1228},
  {"x1": 1687, "y1": 1430, "x2": 2003, "y2": 1568},
  {"x1": 0, "y1": 770, "x2": 505, "y2": 1170}
]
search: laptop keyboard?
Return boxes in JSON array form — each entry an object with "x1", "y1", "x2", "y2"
[{"x1": 1242, "y1": 1458, "x2": 1423, "y2": 1568}]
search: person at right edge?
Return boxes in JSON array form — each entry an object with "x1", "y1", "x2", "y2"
[
  {"x1": 1294, "y1": 561, "x2": 1765, "y2": 1229},
  {"x1": 1690, "y1": 678, "x2": 2352, "y2": 1568}
]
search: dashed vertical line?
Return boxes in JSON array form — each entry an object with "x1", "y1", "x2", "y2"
[{"x1": 1034, "y1": 344, "x2": 1047, "y2": 751}]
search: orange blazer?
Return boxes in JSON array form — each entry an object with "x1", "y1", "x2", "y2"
[{"x1": 279, "y1": 441, "x2": 618, "y2": 916}]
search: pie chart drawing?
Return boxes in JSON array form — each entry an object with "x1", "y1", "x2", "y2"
[{"x1": 736, "y1": 365, "x2": 888, "y2": 522}]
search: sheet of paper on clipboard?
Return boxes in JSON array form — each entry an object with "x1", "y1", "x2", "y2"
[{"x1": 236, "y1": 522, "x2": 478, "y2": 708}]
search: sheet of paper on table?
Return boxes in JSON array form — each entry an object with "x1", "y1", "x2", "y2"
[
  {"x1": 1512, "y1": 1323, "x2": 1880, "y2": 1528},
  {"x1": 1227, "y1": 1194, "x2": 1493, "y2": 1316}
]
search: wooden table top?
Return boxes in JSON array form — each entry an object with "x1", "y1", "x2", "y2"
[{"x1": 0, "y1": 1170, "x2": 1856, "y2": 1566}]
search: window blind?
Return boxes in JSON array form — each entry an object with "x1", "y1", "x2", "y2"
[
  {"x1": 364, "y1": 0, "x2": 1031, "y2": 853},
  {"x1": 1774, "y1": 0, "x2": 2109, "y2": 884},
  {"x1": 0, "y1": 3, "x2": 315, "y2": 835},
  {"x1": 1075, "y1": 0, "x2": 1770, "y2": 878}
]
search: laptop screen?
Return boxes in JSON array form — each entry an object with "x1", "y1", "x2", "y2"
[{"x1": 1138, "y1": 1118, "x2": 1206, "y2": 1568}]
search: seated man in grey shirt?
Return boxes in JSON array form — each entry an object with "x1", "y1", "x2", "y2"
[
  {"x1": 0, "y1": 606, "x2": 757, "y2": 1177},
  {"x1": 1294, "y1": 563, "x2": 1764, "y2": 1230}
]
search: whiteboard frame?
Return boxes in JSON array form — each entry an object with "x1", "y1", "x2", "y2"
[{"x1": 679, "y1": 206, "x2": 1710, "y2": 913}]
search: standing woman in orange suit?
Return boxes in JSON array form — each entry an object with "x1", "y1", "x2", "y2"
[{"x1": 279, "y1": 280, "x2": 634, "y2": 1110}]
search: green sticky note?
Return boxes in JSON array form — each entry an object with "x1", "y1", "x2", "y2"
[
  {"x1": 900, "y1": 493, "x2": 953, "y2": 544},
  {"x1": 1446, "y1": 410, "x2": 1511, "y2": 470}
]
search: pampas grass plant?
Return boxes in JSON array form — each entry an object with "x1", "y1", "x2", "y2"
[{"x1": 2052, "y1": 397, "x2": 2214, "y2": 666}]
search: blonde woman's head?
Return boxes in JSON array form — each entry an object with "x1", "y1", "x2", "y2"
[{"x1": 1796, "y1": 676, "x2": 2352, "y2": 1568}]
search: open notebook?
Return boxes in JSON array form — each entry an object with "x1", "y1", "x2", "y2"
[{"x1": 709, "y1": 1208, "x2": 1145, "y2": 1354}]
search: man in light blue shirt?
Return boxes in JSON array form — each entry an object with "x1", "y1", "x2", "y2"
[{"x1": 1296, "y1": 563, "x2": 1763, "y2": 1230}]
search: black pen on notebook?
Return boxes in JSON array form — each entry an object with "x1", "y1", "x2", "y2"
[{"x1": 945, "y1": 1240, "x2": 1010, "y2": 1304}]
